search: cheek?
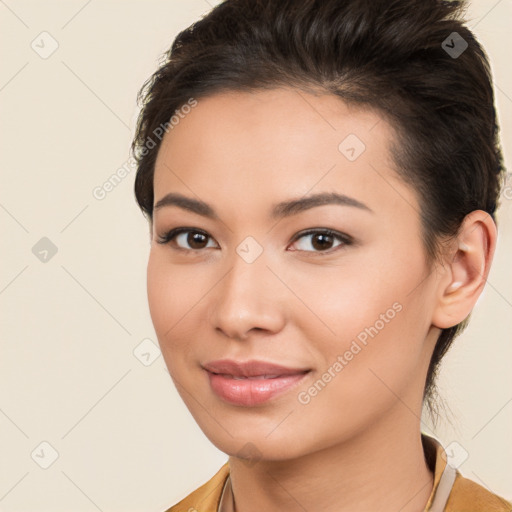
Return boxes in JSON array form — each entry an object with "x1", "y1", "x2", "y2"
[
  {"x1": 294, "y1": 243, "x2": 429, "y2": 394},
  {"x1": 146, "y1": 252, "x2": 198, "y2": 362},
  {"x1": 289, "y1": 253, "x2": 414, "y2": 344},
  {"x1": 147, "y1": 254, "x2": 175, "y2": 338},
  {"x1": 147, "y1": 250, "x2": 207, "y2": 332},
  {"x1": 146, "y1": 250, "x2": 226, "y2": 382},
  {"x1": 291, "y1": 302, "x2": 426, "y2": 450}
]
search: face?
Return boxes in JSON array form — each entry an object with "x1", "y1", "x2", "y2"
[{"x1": 147, "y1": 87, "x2": 440, "y2": 461}]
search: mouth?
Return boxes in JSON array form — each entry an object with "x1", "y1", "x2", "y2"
[
  {"x1": 202, "y1": 359, "x2": 311, "y2": 406},
  {"x1": 209, "y1": 373, "x2": 300, "y2": 380},
  {"x1": 202, "y1": 358, "x2": 311, "y2": 378}
]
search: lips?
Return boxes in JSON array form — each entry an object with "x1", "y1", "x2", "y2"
[
  {"x1": 202, "y1": 359, "x2": 310, "y2": 378},
  {"x1": 202, "y1": 359, "x2": 311, "y2": 406}
]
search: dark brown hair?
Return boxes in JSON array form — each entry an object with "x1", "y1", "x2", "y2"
[{"x1": 131, "y1": 0, "x2": 505, "y2": 419}]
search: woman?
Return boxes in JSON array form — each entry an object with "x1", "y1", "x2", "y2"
[{"x1": 131, "y1": 0, "x2": 511, "y2": 510}]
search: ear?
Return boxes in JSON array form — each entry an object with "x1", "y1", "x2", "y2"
[{"x1": 431, "y1": 210, "x2": 497, "y2": 329}]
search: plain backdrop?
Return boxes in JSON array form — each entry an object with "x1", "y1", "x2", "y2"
[{"x1": 0, "y1": 1, "x2": 511, "y2": 511}]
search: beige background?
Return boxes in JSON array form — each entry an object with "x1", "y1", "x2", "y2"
[{"x1": 0, "y1": 1, "x2": 511, "y2": 510}]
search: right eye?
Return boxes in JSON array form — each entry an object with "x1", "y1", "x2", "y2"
[{"x1": 157, "y1": 228, "x2": 218, "y2": 252}]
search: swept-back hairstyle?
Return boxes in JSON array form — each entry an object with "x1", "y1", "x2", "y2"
[{"x1": 131, "y1": 0, "x2": 505, "y2": 418}]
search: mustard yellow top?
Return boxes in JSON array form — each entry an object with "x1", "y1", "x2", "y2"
[{"x1": 164, "y1": 434, "x2": 511, "y2": 512}]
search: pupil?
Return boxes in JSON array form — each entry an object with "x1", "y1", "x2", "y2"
[
  {"x1": 313, "y1": 234, "x2": 332, "y2": 250},
  {"x1": 189, "y1": 232, "x2": 207, "y2": 249}
]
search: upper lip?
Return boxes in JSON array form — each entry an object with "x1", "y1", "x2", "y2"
[{"x1": 202, "y1": 359, "x2": 311, "y2": 377}]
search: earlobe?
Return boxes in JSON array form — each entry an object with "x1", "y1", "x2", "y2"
[{"x1": 431, "y1": 210, "x2": 497, "y2": 329}]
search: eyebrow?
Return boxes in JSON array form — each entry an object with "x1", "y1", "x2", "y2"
[{"x1": 153, "y1": 191, "x2": 374, "y2": 220}]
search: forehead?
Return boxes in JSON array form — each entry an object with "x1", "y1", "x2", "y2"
[{"x1": 152, "y1": 87, "x2": 415, "y2": 220}]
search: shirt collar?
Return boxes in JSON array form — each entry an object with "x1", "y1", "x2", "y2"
[{"x1": 422, "y1": 433, "x2": 457, "y2": 511}]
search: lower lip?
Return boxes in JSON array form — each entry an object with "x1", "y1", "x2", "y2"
[{"x1": 206, "y1": 371, "x2": 310, "y2": 406}]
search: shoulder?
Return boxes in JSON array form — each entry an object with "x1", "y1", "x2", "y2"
[
  {"x1": 162, "y1": 462, "x2": 230, "y2": 512},
  {"x1": 446, "y1": 471, "x2": 512, "y2": 512}
]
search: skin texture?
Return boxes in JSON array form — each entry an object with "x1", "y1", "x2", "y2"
[{"x1": 146, "y1": 87, "x2": 496, "y2": 512}]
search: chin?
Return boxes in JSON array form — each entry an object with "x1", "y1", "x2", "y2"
[{"x1": 198, "y1": 421, "x2": 313, "y2": 462}]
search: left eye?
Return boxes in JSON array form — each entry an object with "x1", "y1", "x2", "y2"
[
  {"x1": 157, "y1": 228, "x2": 352, "y2": 254},
  {"x1": 290, "y1": 229, "x2": 352, "y2": 253}
]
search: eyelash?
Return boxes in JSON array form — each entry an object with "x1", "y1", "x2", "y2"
[{"x1": 156, "y1": 227, "x2": 353, "y2": 256}]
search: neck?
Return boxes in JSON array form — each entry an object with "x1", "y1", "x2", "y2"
[{"x1": 226, "y1": 406, "x2": 434, "y2": 512}]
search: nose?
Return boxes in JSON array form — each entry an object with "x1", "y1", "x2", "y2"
[{"x1": 209, "y1": 246, "x2": 287, "y2": 341}]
